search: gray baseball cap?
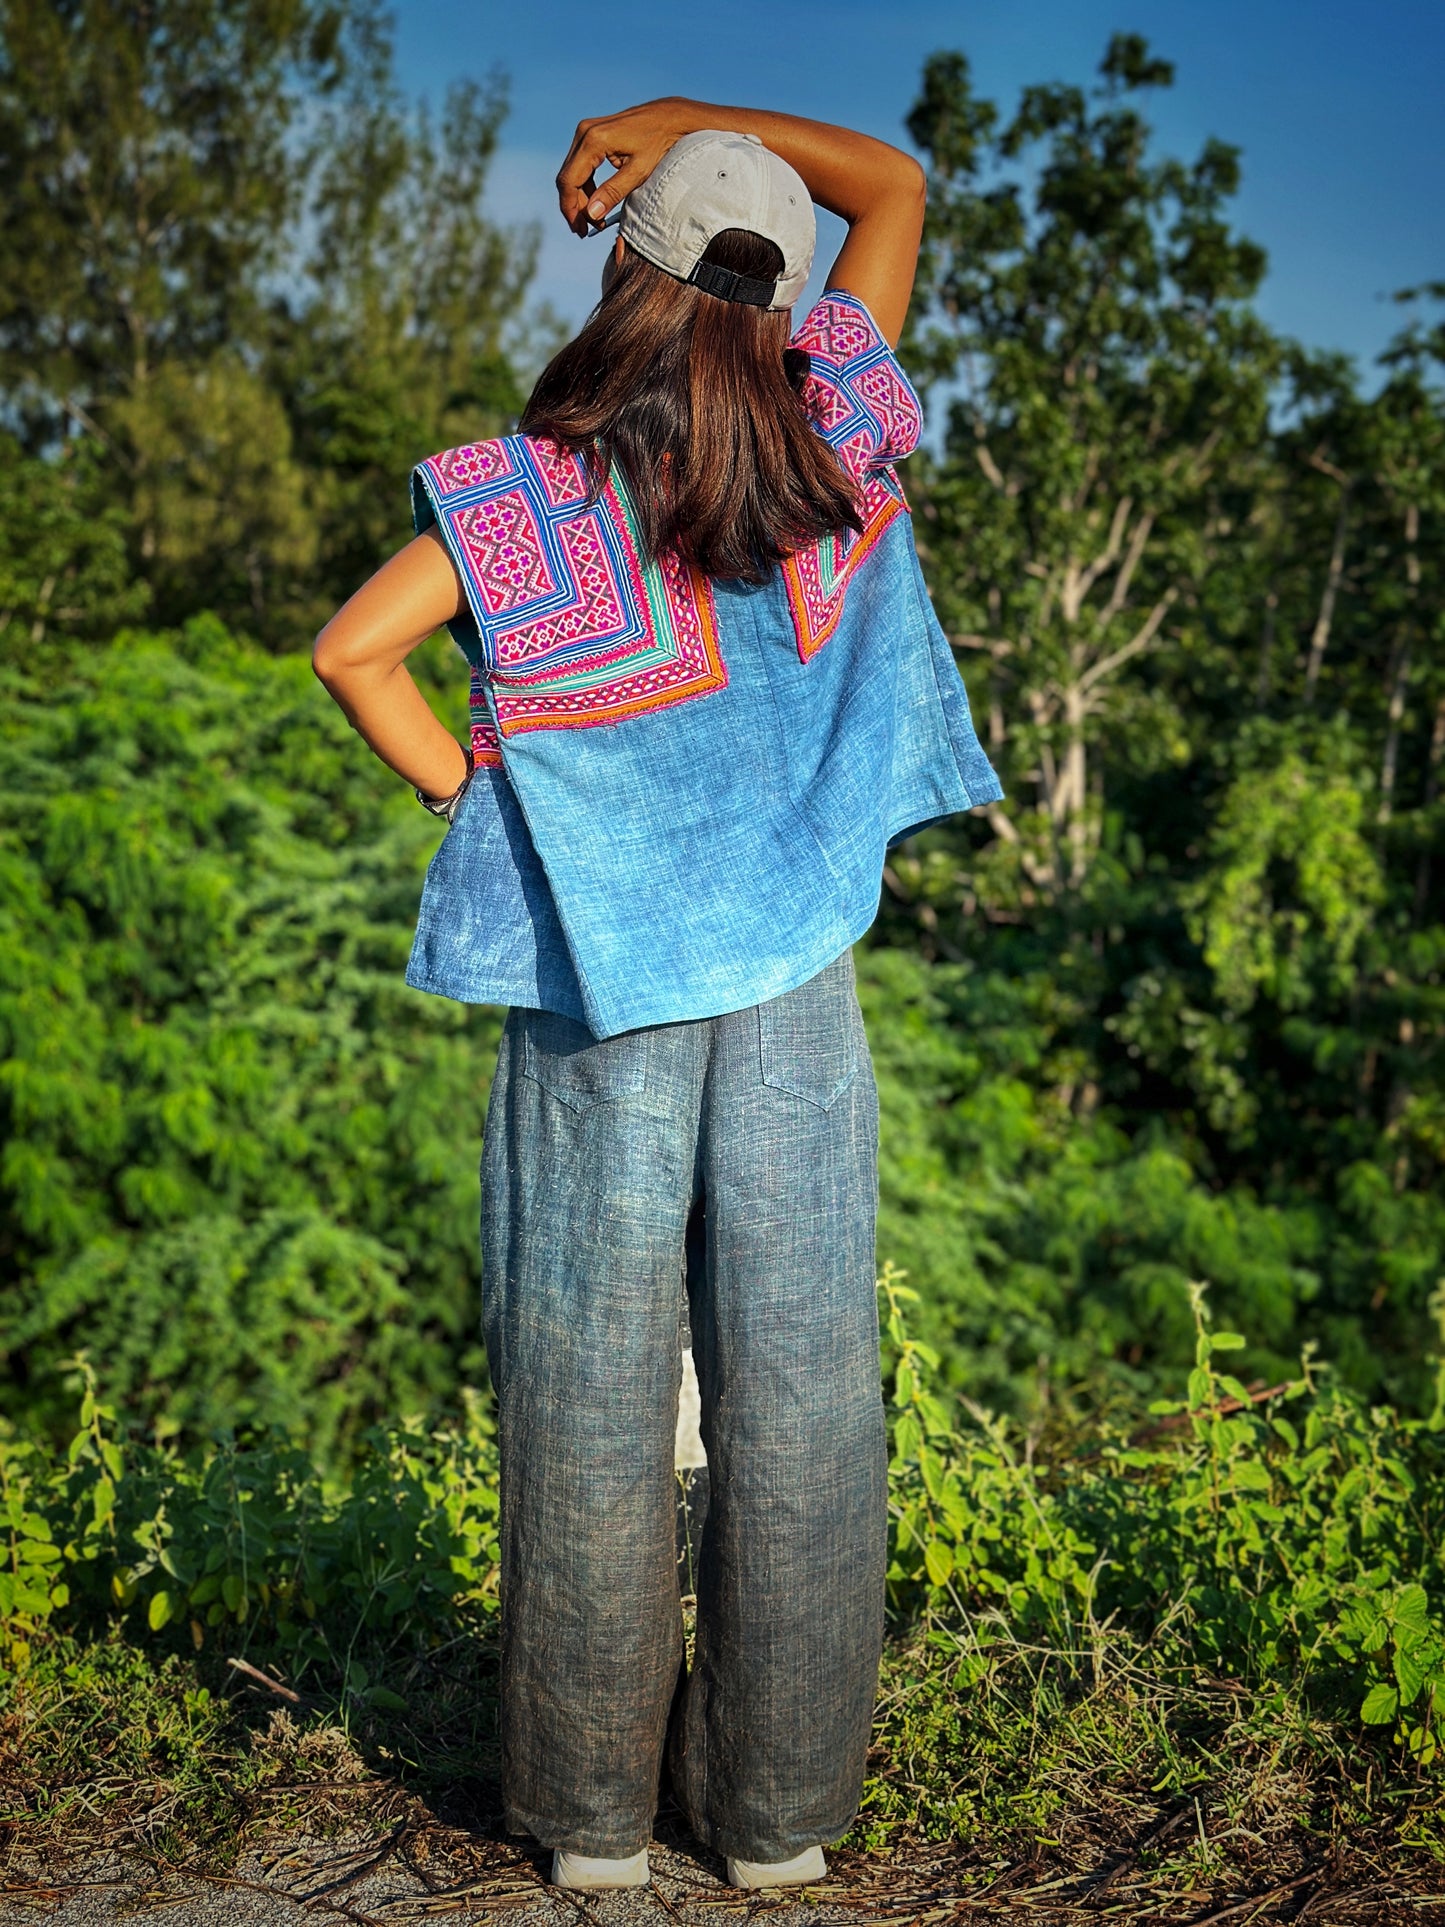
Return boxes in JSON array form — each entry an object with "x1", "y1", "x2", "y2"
[{"x1": 609, "y1": 130, "x2": 816, "y2": 311}]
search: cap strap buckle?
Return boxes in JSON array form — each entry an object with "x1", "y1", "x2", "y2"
[{"x1": 687, "y1": 258, "x2": 777, "y2": 307}]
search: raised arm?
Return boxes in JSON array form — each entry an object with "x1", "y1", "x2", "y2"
[{"x1": 556, "y1": 97, "x2": 925, "y2": 347}]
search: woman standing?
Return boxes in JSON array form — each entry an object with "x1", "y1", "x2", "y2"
[{"x1": 313, "y1": 97, "x2": 1001, "y2": 1893}]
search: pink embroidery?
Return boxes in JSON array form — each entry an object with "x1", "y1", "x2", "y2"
[
  {"x1": 782, "y1": 474, "x2": 907, "y2": 663},
  {"x1": 453, "y1": 494, "x2": 559, "y2": 617},
  {"x1": 493, "y1": 511, "x2": 632, "y2": 673},
  {"x1": 429, "y1": 442, "x2": 517, "y2": 492},
  {"x1": 792, "y1": 292, "x2": 922, "y2": 480},
  {"x1": 418, "y1": 297, "x2": 919, "y2": 742},
  {"x1": 420, "y1": 438, "x2": 726, "y2": 738},
  {"x1": 466, "y1": 668, "x2": 503, "y2": 767},
  {"x1": 777, "y1": 294, "x2": 922, "y2": 659}
]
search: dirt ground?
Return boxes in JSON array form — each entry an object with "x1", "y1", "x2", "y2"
[
  {"x1": 4, "y1": 1813, "x2": 1443, "y2": 1927},
  {"x1": 0, "y1": 1817, "x2": 960, "y2": 1927}
]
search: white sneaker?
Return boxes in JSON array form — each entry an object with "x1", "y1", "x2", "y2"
[
  {"x1": 726, "y1": 1845, "x2": 826, "y2": 1889},
  {"x1": 551, "y1": 1848, "x2": 650, "y2": 1889}
]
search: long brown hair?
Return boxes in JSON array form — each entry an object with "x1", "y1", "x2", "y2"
[{"x1": 519, "y1": 229, "x2": 861, "y2": 584}]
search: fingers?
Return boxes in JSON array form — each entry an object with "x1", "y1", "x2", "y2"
[
  {"x1": 576, "y1": 154, "x2": 650, "y2": 227},
  {"x1": 557, "y1": 118, "x2": 620, "y2": 234},
  {"x1": 556, "y1": 106, "x2": 677, "y2": 234}
]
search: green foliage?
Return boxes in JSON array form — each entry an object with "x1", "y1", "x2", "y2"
[
  {"x1": 874, "y1": 35, "x2": 1445, "y2": 1414},
  {"x1": 0, "y1": 622, "x2": 499, "y2": 1461},
  {"x1": 5, "y1": 1278, "x2": 1444, "y2": 1838},
  {"x1": 1, "y1": 1352, "x2": 500, "y2": 1688},
  {"x1": 882, "y1": 1270, "x2": 1445, "y2": 1789},
  {"x1": 0, "y1": 432, "x2": 148, "y2": 655}
]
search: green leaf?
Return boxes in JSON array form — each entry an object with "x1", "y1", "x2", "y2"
[
  {"x1": 1394, "y1": 1649, "x2": 1426, "y2": 1707},
  {"x1": 148, "y1": 1588, "x2": 174, "y2": 1631},
  {"x1": 923, "y1": 1541, "x2": 954, "y2": 1587},
  {"x1": 1394, "y1": 1585, "x2": 1429, "y2": 1633},
  {"x1": 1210, "y1": 1332, "x2": 1246, "y2": 1351},
  {"x1": 1360, "y1": 1683, "x2": 1399, "y2": 1725},
  {"x1": 1228, "y1": 1460, "x2": 1270, "y2": 1491},
  {"x1": 364, "y1": 1685, "x2": 408, "y2": 1712},
  {"x1": 1186, "y1": 1367, "x2": 1212, "y2": 1410}
]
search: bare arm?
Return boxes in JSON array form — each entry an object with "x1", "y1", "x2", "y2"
[
  {"x1": 556, "y1": 97, "x2": 925, "y2": 346},
  {"x1": 312, "y1": 530, "x2": 471, "y2": 799}
]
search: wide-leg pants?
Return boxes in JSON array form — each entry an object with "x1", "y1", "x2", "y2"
[{"x1": 479, "y1": 950, "x2": 885, "y2": 1861}]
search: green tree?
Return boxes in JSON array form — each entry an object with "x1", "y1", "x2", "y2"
[
  {"x1": 902, "y1": 33, "x2": 1279, "y2": 894},
  {"x1": 272, "y1": 67, "x2": 542, "y2": 637},
  {"x1": 0, "y1": 0, "x2": 538, "y2": 643},
  {"x1": 873, "y1": 38, "x2": 1445, "y2": 1412}
]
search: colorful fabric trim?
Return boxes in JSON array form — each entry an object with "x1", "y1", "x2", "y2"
[
  {"x1": 468, "y1": 671, "x2": 503, "y2": 768},
  {"x1": 414, "y1": 439, "x2": 726, "y2": 739},
  {"x1": 782, "y1": 471, "x2": 908, "y2": 662},
  {"x1": 793, "y1": 290, "x2": 923, "y2": 483},
  {"x1": 413, "y1": 290, "x2": 922, "y2": 742},
  {"x1": 780, "y1": 291, "x2": 923, "y2": 660}
]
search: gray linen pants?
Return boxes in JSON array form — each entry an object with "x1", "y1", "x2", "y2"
[{"x1": 480, "y1": 950, "x2": 886, "y2": 1862}]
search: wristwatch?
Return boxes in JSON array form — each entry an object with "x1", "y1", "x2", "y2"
[{"x1": 415, "y1": 744, "x2": 475, "y2": 826}]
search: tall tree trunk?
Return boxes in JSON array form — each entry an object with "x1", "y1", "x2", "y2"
[
  {"x1": 1254, "y1": 586, "x2": 1278, "y2": 709},
  {"x1": 1378, "y1": 632, "x2": 1412, "y2": 825},
  {"x1": 1383, "y1": 503, "x2": 1422, "y2": 826},
  {"x1": 1303, "y1": 483, "x2": 1351, "y2": 706},
  {"x1": 1414, "y1": 693, "x2": 1445, "y2": 923}
]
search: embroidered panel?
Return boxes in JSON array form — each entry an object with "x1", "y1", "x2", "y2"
[
  {"x1": 781, "y1": 291, "x2": 921, "y2": 660},
  {"x1": 413, "y1": 292, "x2": 921, "y2": 744},
  {"x1": 782, "y1": 472, "x2": 907, "y2": 662},
  {"x1": 791, "y1": 291, "x2": 923, "y2": 483},
  {"x1": 415, "y1": 438, "x2": 726, "y2": 738}
]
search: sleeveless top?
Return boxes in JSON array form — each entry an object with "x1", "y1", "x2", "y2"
[{"x1": 403, "y1": 290, "x2": 1003, "y2": 1039}]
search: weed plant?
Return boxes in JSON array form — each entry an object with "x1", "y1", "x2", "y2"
[{"x1": 3, "y1": 1275, "x2": 1444, "y2": 1892}]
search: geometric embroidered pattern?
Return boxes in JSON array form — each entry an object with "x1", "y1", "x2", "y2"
[
  {"x1": 793, "y1": 290, "x2": 922, "y2": 487},
  {"x1": 783, "y1": 291, "x2": 922, "y2": 659},
  {"x1": 411, "y1": 290, "x2": 921, "y2": 745},
  {"x1": 782, "y1": 470, "x2": 908, "y2": 662},
  {"x1": 467, "y1": 669, "x2": 503, "y2": 768},
  {"x1": 413, "y1": 437, "x2": 726, "y2": 739}
]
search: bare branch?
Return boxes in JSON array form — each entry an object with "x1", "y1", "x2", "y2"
[
  {"x1": 226, "y1": 1657, "x2": 303, "y2": 1704},
  {"x1": 59, "y1": 392, "x2": 118, "y2": 453},
  {"x1": 1378, "y1": 636, "x2": 1412, "y2": 825},
  {"x1": 1303, "y1": 485, "x2": 1351, "y2": 705},
  {"x1": 1307, "y1": 448, "x2": 1350, "y2": 487},
  {"x1": 1074, "y1": 495, "x2": 1132, "y2": 603},
  {"x1": 1078, "y1": 588, "x2": 1178, "y2": 699},
  {"x1": 1092, "y1": 511, "x2": 1155, "y2": 634},
  {"x1": 975, "y1": 439, "x2": 1007, "y2": 492},
  {"x1": 951, "y1": 633, "x2": 1014, "y2": 657}
]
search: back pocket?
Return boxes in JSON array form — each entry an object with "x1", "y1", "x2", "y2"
[
  {"x1": 757, "y1": 957, "x2": 861, "y2": 1112},
  {"x1": 521, "y1": 1009, "x2": 648, "y2": 1113}
]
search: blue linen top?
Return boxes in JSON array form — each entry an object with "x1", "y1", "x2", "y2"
[{"x1": 404, "y1": 292, "x2": 1003, "y2": 1039}]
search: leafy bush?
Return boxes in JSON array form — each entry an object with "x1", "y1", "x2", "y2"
[
  {"x1": 6, "y1": 1278, "x2": 1444, "y2": 1783},
  {"x1": 878, "y1": 1265, "x2": 1445, "y2": 1771},
  {"x1": 0, "y1": 621, "x2": 500, "y2": 1463}
]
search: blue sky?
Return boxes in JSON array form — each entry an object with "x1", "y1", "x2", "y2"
[{"x1": 390, "y1": 0, "x2": 1443, "y2": 374}]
